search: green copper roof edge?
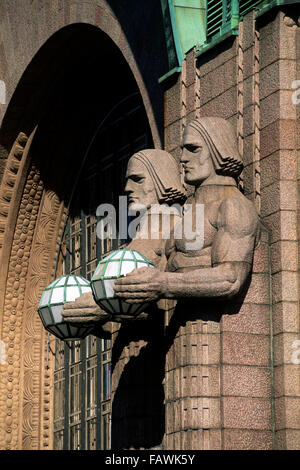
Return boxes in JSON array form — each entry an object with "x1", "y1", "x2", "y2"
[
  {"x1": 168, "y1": 0, "x2": 185, "y2": 65},
  {"x1": 195, "y1": 28, "x2": 239, "y2": 58},
  {"x1": 158, "y1": 66, "x2": 182, "y2": 84},
  {"x1": 255, "y1": 0, "x2": 300, "y2": 18},
  {"x1": 159, "y1": 0, "x2": 183, "y2": 84}
]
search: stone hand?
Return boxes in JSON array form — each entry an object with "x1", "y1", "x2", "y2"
[
  {"x1": 114, "y1": 267, "x2": 165, "y2": 303},
  {"x1": 62, "y1": 291, "x2": 111, "y2": 324}
]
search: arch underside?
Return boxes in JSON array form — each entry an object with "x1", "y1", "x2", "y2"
[{"x1": 0, "y1": 10, "x2": 160, "y2": 449}]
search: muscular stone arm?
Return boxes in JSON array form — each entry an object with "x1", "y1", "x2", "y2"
[
  {"x1": 162, "y1": 262, "x2": 248, "y2": 300},
  {"x1": 115, "y1": 196, "x2": 260, "y2": 302},
  {"x1": 163, "y1": 196, "x2": 260, "y2": 299}
]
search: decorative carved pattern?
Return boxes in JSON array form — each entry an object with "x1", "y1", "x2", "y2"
[
  {"x1": 0, "y1": 131, "x2": 29, "y2": 449},
  {"x1": 237, "y1": 21, "x2": 244, "y2": 192},
  {"x1": 0, "y1": 133, "x2": 28, "y2": 263},
  {"x1": 254, "y1": 27, "x2": 261, "y2": 214},
  {"x1": 0, "y1": 129, "x2": 68, "y2": 449},
  {"x1": 21, "y1": 187, "x2": 68, "y2": 449},
  {"x1": 181, "y1": 58, "x2": 187, "y2": 134},
  {"x1": 0, "y1": 163, "x2": 43, "y2": 449},
  {"x1": 195, "y1": 48, "x2": 200, "y2": 120}
]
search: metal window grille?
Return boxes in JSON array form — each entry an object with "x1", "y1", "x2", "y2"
[
  {"x1": 205, "y1": 0, "x2": 266, "y2": 42},
  {"x1": 53, "y1": 94, "x2": 153, "y2": 450},
  {"x1": 239, "y1": 0, "x2": 264, "y2": 16},
  {"x1": 206, "y1": 0, "x2": 232, "y2": 39}
]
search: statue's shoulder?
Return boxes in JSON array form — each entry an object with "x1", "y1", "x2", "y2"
[{"x1": 217, "y1": 190, "x2": 260, "y2": 236}]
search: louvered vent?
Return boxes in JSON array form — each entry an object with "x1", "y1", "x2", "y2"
[
  {"x1": 206, "y1": 0, "x2": 232, "y2": 39},
  {"x1": 239, "y1": 0, "x2": 264, "y2": 17}
]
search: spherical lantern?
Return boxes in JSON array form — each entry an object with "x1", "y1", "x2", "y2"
[
  {"x1": 91, "y1": 249, "x2": 154, "y2": 320},
  {"x1": 38, "y1": 274, "x2": 94, "y2": 340}
]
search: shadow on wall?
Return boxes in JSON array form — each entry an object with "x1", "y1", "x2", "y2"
[
  {"x1": 110, "y1": 272, "x2": 253, "y2": 449},
  {"x1": 111, "y1": 310, "x2": 166, "y2": 450}
]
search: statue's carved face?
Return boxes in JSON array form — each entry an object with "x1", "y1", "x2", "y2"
[
  {"x1": 181, "y1": 126, "x2": 215, "y2": 186},
  {"x1": 125, "y1": 157, "x2": 157, "y2": 209}
]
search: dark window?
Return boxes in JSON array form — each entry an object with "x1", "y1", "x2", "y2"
[{"x1": 53, "y1": 93, "x2": 153, "y2": 450}]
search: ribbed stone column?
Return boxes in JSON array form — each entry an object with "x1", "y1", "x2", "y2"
[{"x1": 164, "y1": 300, "x2": 222, "y2": 450}]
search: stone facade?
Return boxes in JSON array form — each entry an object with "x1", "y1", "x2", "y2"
[
  {"x1": 163, "y1": 8, "x2": 300, "y2": 450},
  {"x1": 0, "y1": 1, "x2": 299, "y2": 450}
]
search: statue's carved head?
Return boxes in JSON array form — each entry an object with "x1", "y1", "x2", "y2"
[
  {"x1": 125, "y1": 149, "x2": 186, "y2": 209},
  {"x1": 181, "y1": 117, "x2": 243, "y2": 186}
]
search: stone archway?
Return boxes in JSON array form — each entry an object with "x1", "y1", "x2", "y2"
[
  {"x1": 0, "y1": 18, "x2": 159, "y2": 450},
  {"x1": 0, "y1": 130, "x2": 68, "y2": 449}
]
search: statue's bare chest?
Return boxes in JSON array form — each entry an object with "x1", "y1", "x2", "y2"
[{"x1": 174, "y1": 200, "x2": 220, "y2": 255}]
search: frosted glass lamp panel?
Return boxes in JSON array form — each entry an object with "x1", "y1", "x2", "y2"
[
  {"x1": 111, "y1": 252, "x2": 123, "y2": 260},
  {"x1": 108, "y1": 299, "x2": 121, "y2": 313},
  {"x1": 120, "y1": 301, "x2": 130, "y2": 313},
  {"x1": 93, "y1": 281, "x2": 105, "y2": 300},
  {"x1": 120, "y1": 261, "x2": 136, "y2": 276},
  {"x1": 67, "y1": 276, "x2": 77, "y2": 285},
  {"x1": 81, "y1": 286, "x2": 91, "y2": 294},
  {"x1": 77, "y1": 327, "x2": 88, "y2": 337},
  {"x1": 57, "y1": 277, "x2": 67, "y2": 287},
  {"x1": 93, "y1": 263, "x2": 106, "y2": 279},
  {"x1": 99, "y1": 300, "x2": 113, "y2": 314},
  {"x1": 40, "y1": 307, "x2": 53, "y2": 326},
  {"x1": 137, "y1": 261, "x2": 149, "y2": 269},
  {"x1": 124, "y1": 251, "x2": 134, "y2": 260},
  {"x1": 135, "y1": 303, "x2": 150, "y2": 315},
  {"x1": 51, "y1": 287, "x2": 65, "y2": 304},
  {"x1": 51, "y1": 305, "x2": 64, "y2": 323},
  {"x1": 65, "y1": 286, "x2": 80, "y2": 302},
  {"x1": 48, "y1": 279, "x2": 58, "y2": 288},
  {"x1": 69, "y1": 325, "x2": 80, "y2": 337},
  {"x1": 134, "y1": 252, "x2": 144, "y2": 261},
  {"x1": 104, "y1": 279, "x2": 115, "y2": 298},
  {"x1": 57, "y1": 324, "x2": 69, "y2": 339},
  {"x1": 104, "y1": 261, "x2": 120, "y2": 277},
  {"x1": 40, "y1": 290, "x2": 51, "y2": 307},
  {"x1": 129, "y1": 305, "x2": 138, "y2": 316},
  {"x1": 50, "y1": 326, "x2": 64, "y2": 339},
  {"x1": 104, "y1": 252, "x2": 115, "y2": 261}
]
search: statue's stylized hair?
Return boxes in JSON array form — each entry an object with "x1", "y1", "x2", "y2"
[
  {"x1": 187, "y1": 117, "x2": 243, "y2": 177},
  {"x1": 130, "y1": 149, "x2": 186, "y2": 205}
]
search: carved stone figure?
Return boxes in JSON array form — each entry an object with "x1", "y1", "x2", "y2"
[
  {"x1": 114, "y1": 117, "x2": 260, "y2": 304},
  {"x1": 62, "y1": 117, "x2": 261, "y2": 450},
  {"x1": 62, "y1": 149, "x2": 186, "y2": 329},
  {"x1": 64, "y1": 117, "x2": 260, "y2": 328}
]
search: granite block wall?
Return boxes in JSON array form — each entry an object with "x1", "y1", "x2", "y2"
[{"x1": 164, "y1": 7, "x2": 299, "y2": 450}]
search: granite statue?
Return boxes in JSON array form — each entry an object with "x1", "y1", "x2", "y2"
[
  {"x1": 62, "y1": 149, "x2": 186, "y2": 330},
  {"x1": 63, "y1": 117, "x2": 260, "y2": 329},
  {"x1": 114, "y1": 117, "x2": 260, "y2": 304}
]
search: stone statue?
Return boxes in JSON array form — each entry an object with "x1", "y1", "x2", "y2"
[
  {"x1": 64, "y1": 117, "x2": 260, "y2": 328},
  {"x1": 62, "y1": 117, "x2": 261, "y2": 449},
  {"x1": 62, "y1": 149, "x2": 186, "y2": 330},
  {"x1": 114, "y1": 117, "x2": 260, "y2": 304}
]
